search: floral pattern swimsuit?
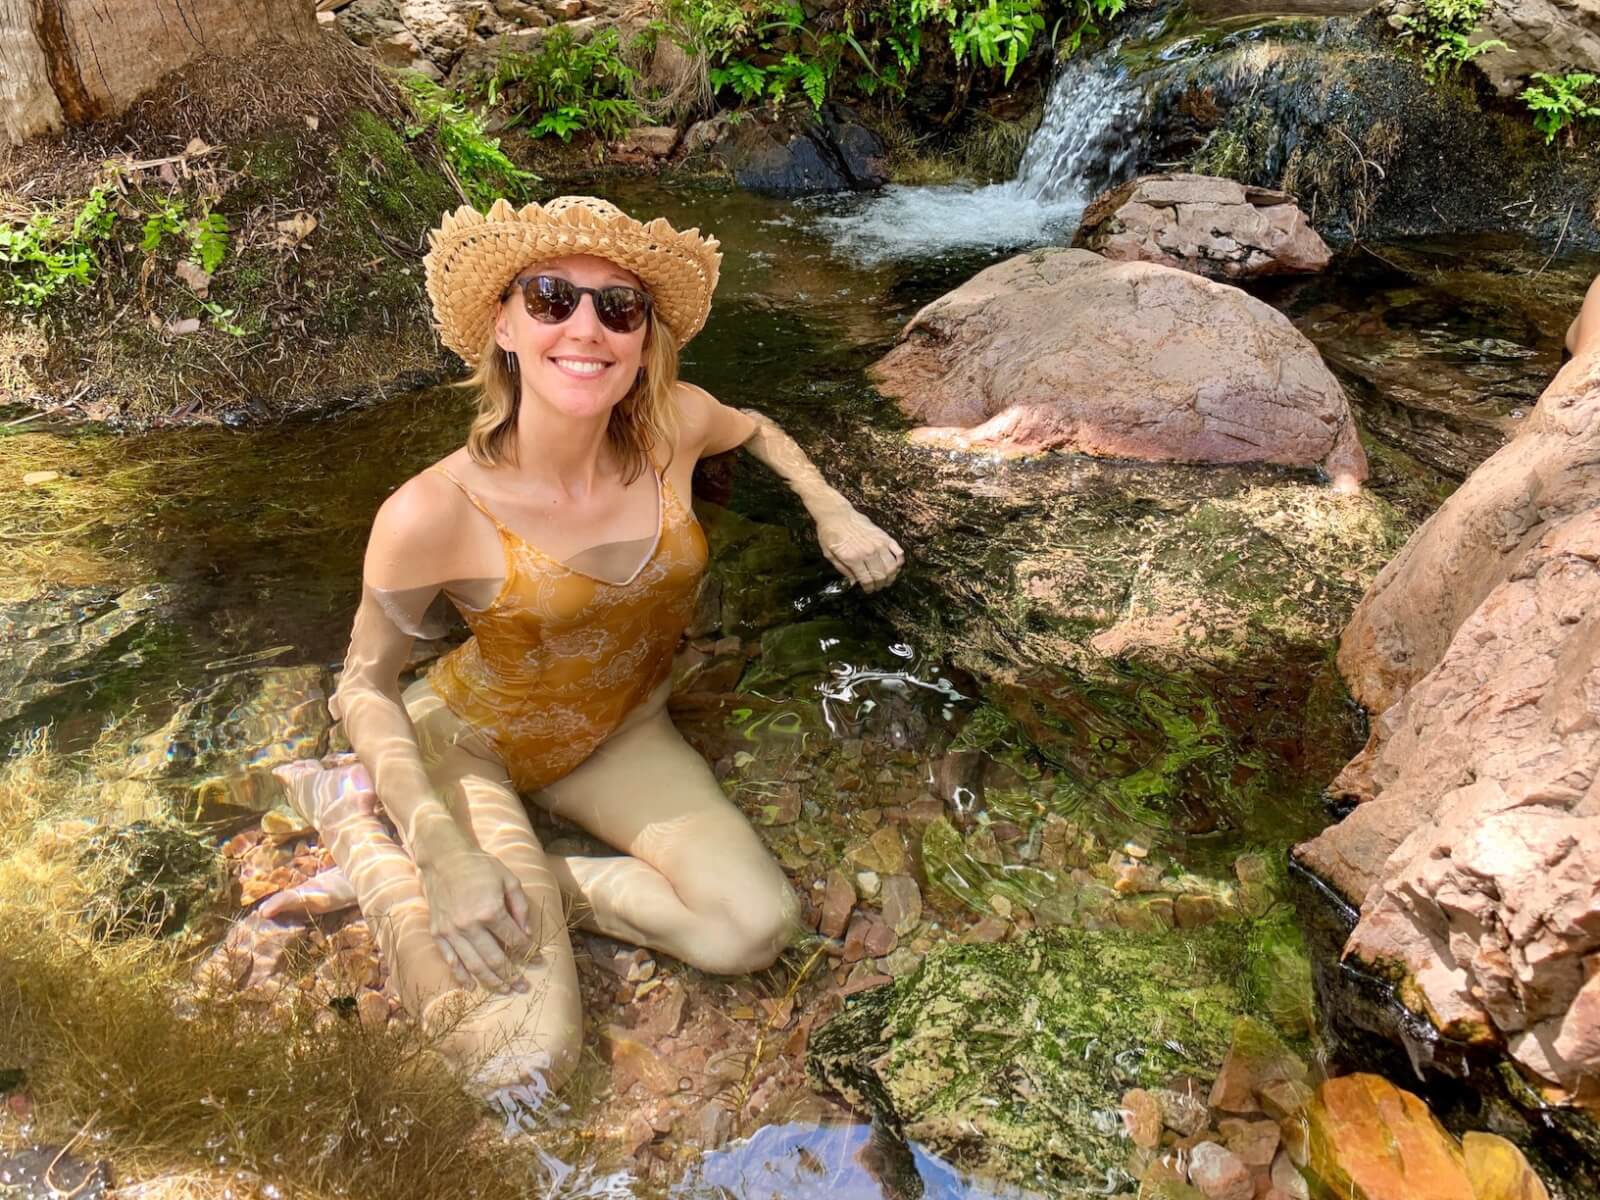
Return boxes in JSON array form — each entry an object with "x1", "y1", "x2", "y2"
[{"x1": 425, "y1": 464, "x2": 708, "y2": 793}]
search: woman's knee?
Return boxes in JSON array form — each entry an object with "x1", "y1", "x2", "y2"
[
  {"x1": 686, "y1": 877, "x2": 801, "y2": 975},
  {"x1": 425, "y1": 973, "x2": 584, "y2": 1095}
]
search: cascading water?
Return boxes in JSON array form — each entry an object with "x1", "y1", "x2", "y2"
[{"x1": 811, "y1": 48, "x2": 1149, "y2": 264}]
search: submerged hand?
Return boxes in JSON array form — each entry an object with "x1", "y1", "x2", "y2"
[
  {"x1": 418, "y1": 844, "x2": 534, "y2": 993},
  {"x1": 815, "y1": 505, "x2": 904, "y2": 593}
]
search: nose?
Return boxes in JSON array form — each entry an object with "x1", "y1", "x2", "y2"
[{"x1": 562, "y1": 292, "x2": 606, "y2": 339}]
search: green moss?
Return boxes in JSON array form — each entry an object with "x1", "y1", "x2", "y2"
[
  {"x1": 239, "y1": 129, "x2": 301, "y2": 188},
  {"x1": 809, "y1": 927, "x2": 1246, "y2": 1193}
]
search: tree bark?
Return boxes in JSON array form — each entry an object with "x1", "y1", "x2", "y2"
[{"x1": 2, "y1": 0, "x2": 318, "y2": 146}]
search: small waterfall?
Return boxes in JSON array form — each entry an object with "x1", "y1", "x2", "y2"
[
  {"x1": 811, "y1": 46, "x2": 1149, "y2": 264},
  {"x1": 1014, "y1": 55, "x2": 1147, "y2": 202}
]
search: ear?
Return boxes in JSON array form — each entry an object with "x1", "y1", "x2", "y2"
[{"x1": 493, "y1": 298, "x2": 515, "y2": 353}]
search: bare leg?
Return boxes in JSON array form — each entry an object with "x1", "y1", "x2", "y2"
[
  {"x1": 274, "y1": 684, "x2": 583, "y2": 1094},
  {"x1": 533, "y1": 692, "x2": 800, "y2": 976}
]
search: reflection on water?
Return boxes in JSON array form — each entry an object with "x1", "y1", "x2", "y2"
[{"x1": 675, "y1": 1121, "x2": 1043, "y2": 1200}]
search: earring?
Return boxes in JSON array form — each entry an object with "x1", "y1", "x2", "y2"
[{"x1": 504, "y1": 349, "x2": 519, "y2": 372}]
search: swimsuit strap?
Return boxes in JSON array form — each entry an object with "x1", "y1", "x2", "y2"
[{"x1": 429, "y1": 465, "x2": 512, "y2": 535}]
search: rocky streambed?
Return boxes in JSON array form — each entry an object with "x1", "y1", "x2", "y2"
[{"x1": 2, "y1": 166, "x2": 1598, "y2": 1200}]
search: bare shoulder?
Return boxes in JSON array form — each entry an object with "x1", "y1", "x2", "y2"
[
  {"x1": 365, "y1": 462, "x2": 479, "y2": 588},
  {"x1": 672, "y1": 379, "x2": 755, "y2": 460}
]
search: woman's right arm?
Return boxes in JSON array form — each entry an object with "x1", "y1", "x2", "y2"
[
  {"x1": 335, "y1": 478, "x2": 464, "y2": 860},
  {"x1": 334, "y1": 476, "x2": 532, "y2": 992}
]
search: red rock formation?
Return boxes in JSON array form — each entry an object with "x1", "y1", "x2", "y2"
[{"x1": 867, "y1": 248, "x2": 1367, "y2": 488}]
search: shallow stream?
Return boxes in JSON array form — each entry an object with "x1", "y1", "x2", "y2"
[{"x1": 4, "y1": 172, "x2": 1598, "y2": 1195}]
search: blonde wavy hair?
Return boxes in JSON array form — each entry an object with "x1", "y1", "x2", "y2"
[{"x1": 459, "y1": 305, "x2": 680, "y2": 484}]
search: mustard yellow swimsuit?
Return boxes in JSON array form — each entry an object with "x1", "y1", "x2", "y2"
[{"x1": 426, "y1": 464, "x2": 709, "y2": 793}]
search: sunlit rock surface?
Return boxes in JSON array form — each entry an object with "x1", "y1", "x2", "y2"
[
  {"x1": 1074, "y1": 173, "x2": 1331, "y2": 281},
  {"x1": 868, "y1": 248, "x2": 1367, "y2": 487}
]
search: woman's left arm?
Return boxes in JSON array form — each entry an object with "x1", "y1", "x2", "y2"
[{"x1": 686, "y1": 385, "x2": 905, "y2": 593}]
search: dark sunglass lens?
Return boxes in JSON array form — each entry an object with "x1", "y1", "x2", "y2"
[
  {"x1": 524, "y1": 275, "x2": 577, "y2": 322},
  {"x1": 596, "y1": 287, "x2": 649, "y2": 332}
]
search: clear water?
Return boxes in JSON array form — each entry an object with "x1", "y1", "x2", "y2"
[{"x1": 4, "y1": 171, "x2": 1593, "y2": 1197}]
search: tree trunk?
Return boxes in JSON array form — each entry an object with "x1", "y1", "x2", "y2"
[{"x1": 1, "y1": 0, "x2": 318, "y2": 146}]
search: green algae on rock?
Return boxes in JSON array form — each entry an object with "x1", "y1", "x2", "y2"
[
  {"x1": 807, "y1": 928, "x2": 1246, "y2": 1194},
  {"x1": 76, "y1": 820, "x2": 223, "y2": 939}
]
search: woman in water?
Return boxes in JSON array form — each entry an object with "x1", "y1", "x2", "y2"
[{"x1": 271, "y1": 196, "x2": 903, "y2": 1096}]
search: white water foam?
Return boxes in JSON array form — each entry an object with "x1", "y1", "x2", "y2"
[{"x1": 811, "y1": 54, "x2": 1147, "y2": 264}]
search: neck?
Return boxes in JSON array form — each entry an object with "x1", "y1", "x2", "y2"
[{"x1": 508, "y1": 387, "x2": 614, "y2": 496}]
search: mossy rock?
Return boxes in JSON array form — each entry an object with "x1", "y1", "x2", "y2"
[
  {"x1": 76, "y1": 821, "x2": 223, "y2": 940},
  {"x1": 807, "y1": 928, "x2": 1245, "y2": 1194}
]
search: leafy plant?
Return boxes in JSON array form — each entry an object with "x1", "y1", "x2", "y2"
[
  {"x1": 200, "y1": 299, "x2": 248, "y2": 337},
  {"x1": 473, "y1": 28, "x2": 644, "y2": 142},
  {"x1": 0, "y1": 186, "x2": 118, "y2": 310},
  {"x1": 1522, "y1": 71, "x2": 1600, "y2": 143},
  {"x1": 140, "y1": 196, "x2": 186, "y2": 254},
  {"x1": 190, "y1": 213, "x2": 231, "y2": 275},
  {"x1": 1394, "y1": 0, "x2": 1505, "y2": 81},
  {"x1": 398, "y1": 73, "x2": 537, "y2": 205}
]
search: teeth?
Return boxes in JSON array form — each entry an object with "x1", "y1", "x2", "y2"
[{"x1": 553, "y1": 358, "x2": 607, "y2": 376}]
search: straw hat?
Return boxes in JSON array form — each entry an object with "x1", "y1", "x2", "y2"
[{"x1": 422, "y1": 195, "x2": 722, "y2": 366}]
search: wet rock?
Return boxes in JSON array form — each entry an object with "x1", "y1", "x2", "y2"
[
  {"x1": 1258, "y1": 1078, "x2": 1314, "y2": 1123},
  {"x1": 612, "y1": 125, "x2": 679, "y2": 162},
  {"x1": 844, "y1": 826, "x2": 908, "y2": 876},
  {"x1": 1218, "y1": 1116, "x2": 1280, "y2": 1168},
  {"x1": 868, "y1": 248, "x2": 1366, "y2": 487},
  {"x1": 77, "y1": 821, "x2": 221, "y2": 939},
  {"x1": 713, "y1": 103, "x2": 887, "y2": 195},
  {"x1": 818, "y1": 869, "x2": 855, "y2": 940},
  {"x1": 1304, "y1": 1074, "x2": 1473, "y2": 1200},
  {"x1": 1299, "y1": 506, "x2": 1600, "y2": 1090},
  {"x1": 1154, "y1": 1086, "x2": 1211, "y2": 1138},
  {"x1": 1187, "y1": 1141, "x2": 1252, "y2": 1200},
  {"x1": 879, "y1": 874, "x2": 922, "y2": 937},
  {"x1": 1075, "y1": 173, "x2": 1330, "y2": 281},
  {"x1": 1122, "y1": 1087, "x2": 1165, "y2": 1149},
  {"x1": 1208, "y1": 1016, "x2": 1309, "y2": 1114},
  {"x1": 1174, "y1": 893, "x2": 1221, "y2": 930},
  {"x1": 1271, "y1": 1148, "x2": 1310, "y2": 1199},
  {"x1": 1337, "y1": 353, "x2": 1600, "y2": 715},
  {"x1": 808, "y1": 929, "x2": 1242, "y2": 1191},
  {"x1": 1461, "y1": 1131, "x2": 1551, "y2": 1200}
]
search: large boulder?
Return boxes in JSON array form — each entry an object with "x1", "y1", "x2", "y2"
[
  {"x1": 867, "y1": 248, "x2": 1367, "y2": 488},
  {"x1": 1383, "y1": 0, "x2": 1600, "y2": 96},
  {"x1": 1073, "y1": 173, "x2": 1331, "y2": 281},
  {"x1": 710, "y1": 103, "x2": 888, "y2": 195},
  {"x1": 1297, "y1": 354, "x2": 1600, "y2": 1097},
  {"x1": 1337, "y1": 350, "x2": 1600, "y2": 714}
]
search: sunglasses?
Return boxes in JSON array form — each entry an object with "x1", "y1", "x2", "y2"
[{"x1": 505, "y1": 273, "x2": 652, "y2": 335}]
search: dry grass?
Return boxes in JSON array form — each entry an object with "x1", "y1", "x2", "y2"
[{"x1": 0, "y1": 734, "x2": 627, "y2": 1200}]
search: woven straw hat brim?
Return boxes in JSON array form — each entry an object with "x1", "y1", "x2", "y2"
[{"x1": 423, "y1": 196, "x2": 722, "y2": 366}]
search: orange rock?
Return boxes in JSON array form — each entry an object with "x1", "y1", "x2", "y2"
[
  {"x1": 1121, "y1": 1088, "x2": 1164, "y2": 1149},
  {"x1": 1461, "y1": 1132, "x2": 1550, "y2": 1200},
  {"x1": 1305, "y1": 1074, "x2": 1474, "y2": 1200}
]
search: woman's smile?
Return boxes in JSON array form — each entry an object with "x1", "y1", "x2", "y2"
[{"x1": 549, "y1": 355, "x2": 613, "y2": 379}]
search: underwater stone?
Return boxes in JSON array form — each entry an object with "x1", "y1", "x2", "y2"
[
  {"x1": 808, "y1": 929, "x2": 1243, "y2": 1191},
  {"x1": 76, "y1": 821, "x2": 221, "y2": 940},
  {"x1": 1304, "y1": 1074, "x2": 1473, "y2": 1200},
  {"x1": 1186, "y1": 1141, "x2": 1252, "y2": 1200}
]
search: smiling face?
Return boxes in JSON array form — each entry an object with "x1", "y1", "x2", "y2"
[{"x1": 493, "y1": 253, "x2": 650, "y2": 424}]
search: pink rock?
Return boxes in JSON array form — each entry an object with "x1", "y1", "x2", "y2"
[
  {"x1": 1187, "y1": 1140, "x2": 1253, "y2": 1200},
  {"x1": 819, "y1": 869, "x2": 855, "y2": 940},
  {"x1": 1075, "y1": 173, "x2": 1331, "y2": 280},
  {"x1": 1296, "y1": 345, "x2": 1600, "y2": 1096},
  {"x1": 867, "y1": 248, "x2": 1366, "y2": 486}
]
